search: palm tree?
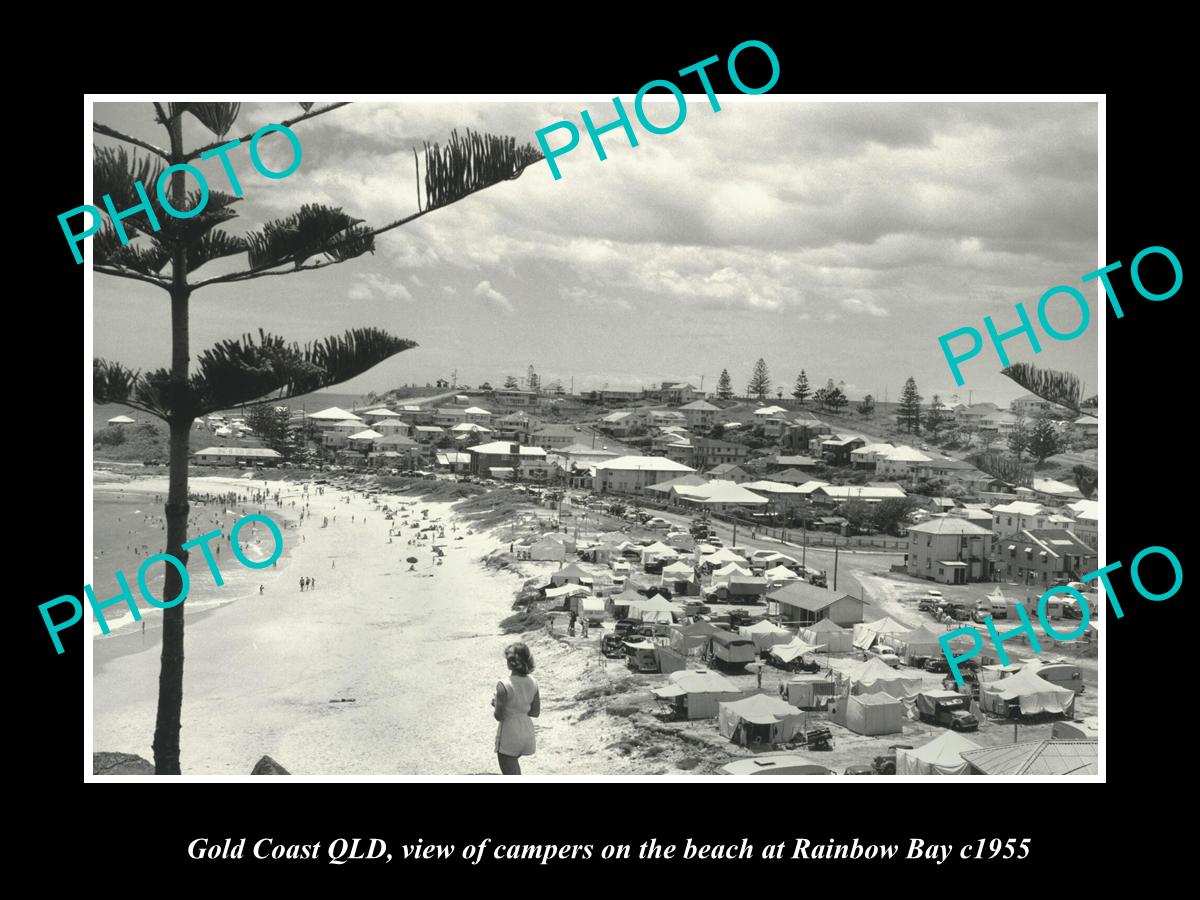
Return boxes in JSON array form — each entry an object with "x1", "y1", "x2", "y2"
[{"x1": 91, "y1": 102, "x2": 541, "y2": 773}]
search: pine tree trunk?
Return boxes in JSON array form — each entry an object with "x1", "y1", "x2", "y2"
[
  {"x1": 152, "y1": 415, "x2": 191, "y2": 774},
  {"x1": 151, "y1": 109, "x2": 191, "y2": 775}
]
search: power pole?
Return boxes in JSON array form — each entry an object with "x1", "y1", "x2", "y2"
[{"x1": 833, "y1": 542, "x2": 840, "y2": 591}]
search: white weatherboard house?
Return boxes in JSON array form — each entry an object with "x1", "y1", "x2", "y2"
[
  {"x1": 593, "y1": 456, "x2": 695, "y2": 494},
  {"x1": 193, "y1": 446, "x2": 282, "y2": 466}
]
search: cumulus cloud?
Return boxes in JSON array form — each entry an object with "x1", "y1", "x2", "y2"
[
  {"x1": 347, "y1": 273, "x2": 412, "y2": 302},
  {"x1": 841, "y1": 297, "x2": 889, "y2": 317},
  {"x1": 474, "y1": 280, "x2": 514, "y2": 313}
]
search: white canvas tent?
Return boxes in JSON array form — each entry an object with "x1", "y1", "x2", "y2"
[
  {"x1": 763, "y1": 565, "x2": 800, "y2": 583},
  {"x1": 979, "y1": 667, "x2": 1076, "y2": 717},
  {"x1": 897, "y1": 731, "x2": 981, "y2": 776},
  {"x1": 661, "y1": 561, "x2": 696, "y2": 581},
  {"x1": 635, "y1": 595, "x2": 676, "y2": 624},
  {"x1": 739, "y1": 620, "x2": 794, "y2": 651},
  {"x1": 885, "y1": 625, "x2": 941, "y2": 663},
  {"x1": 718, "y1": 694, "x2": 806, "y2": 746},
  {"x1": 641, "y1": 541, "x2": 680, "y2": 565},
  {"x1": 845, "y1": 692, "x2": 904, "y2": 736},
  {"x1": 853, "y1": 617, "x2": 909, "y2": 650},
  {"x1": 768, "y1": 637, "x2": 825, "y2": 665},
  {"x1": 712, "y1": 562, "x2": 752, "y2": 579},
  {"x1": 836, "y1": 657, "x2": 923, "y2": 699},
  {"x1": 801, "y1": 619, "x2": 853, "y2": 653},
  {"x1": 652, "y1": 669, "x2": 742, "y2": 719}
]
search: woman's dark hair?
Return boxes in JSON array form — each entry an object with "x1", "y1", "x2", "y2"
[{"x1": 504, "y1": 642, "x2": 535, "y2": 676}]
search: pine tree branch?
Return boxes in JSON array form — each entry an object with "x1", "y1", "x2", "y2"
[
  {"x1": 95, "y1": 265, "x2": 172, "y2": 287},
  {"x1": 183, "y1": 102, "x2": 352, "y2": 161},
  {"x1": 93, "y1": 123, "x2": 170, "y2": 160}
]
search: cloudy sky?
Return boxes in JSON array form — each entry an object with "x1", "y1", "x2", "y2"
[{"x1": 91, "y1": 99, "x2": 1098, "y2": 405}]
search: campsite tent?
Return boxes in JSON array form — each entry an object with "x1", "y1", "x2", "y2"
[
  {"x1": 635, "y1": 594, "x2": 676, "y2": 624},
  {"x1": 525, "y1": 539, "x2": 565, "y2": 562},
  {"x1": 886, "y1": 625, "x2": 941, "y2": 664},
  {"x1": 705, "y1": 548, "x2": 749, "y2": 566},
  {"x1": 1023, "y1": 659, "x2": 1086, "y2": 695},
  {"x1": 652, "y1": 669, "x2": 742, "y2": 719},
  {"x1": 779, "y1": 675, "x2": 836, "y2": 709},
  {"x1": 845, "y1": 692, "x2": 904, "y2": 736},
  {"x1": 768, "y1": 637, "x2": 825, "y2": 665},
  {"x1": 670, "y1": 621, "x2": 723, "y2": 656},
  {"x1": 544, "y1": 583, "x2": 590, "y2": 600},
  {"x1": 836, "y1": 657, "x2": 923, "y2": 699},
  {"x1": 763, "y1": 565, "x2": 800, "y2": 583},
  {"x1": 712, "y1": 562, "x2": 752, "y2": 579},
  {"x1": 897, "y1": 731, "x2": 981, "y2": 776},
  {"x1": 853, "y1": 617, "x2": 909, "y2": 650},
  {"x1": 640, "y1": 541, "x2": 680, "y2": 565},
  {"x1": 550, "y1": 563, "x2": 590, "y2": 586},
  {"x1": 718, "y1": 694, "x2": 806, "y2": 746},
  {"x1": 800, "y1": 619, "x2": 853, "y2": 653},
  {"x1": 980, "y1": 667, "x2": 1076, "y2": 717},
  {"x1": 661, "y1": 561, "x2": 696, "y2": 581},
  {"x1": 740, "y1": 620, "x2": 794, "y2": 651}
]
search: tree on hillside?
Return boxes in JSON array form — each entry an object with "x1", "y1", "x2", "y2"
[
  {"x1": 839, "y1": 499, "x2": 874, "y2": 533},
  {"x1": 856, "y1": 394, "x2": 875, "y2": 419},
  {"x1": 775, "y1": 385, "x2": 785, "y2": 399},
  {"x1": 792, "y1": 370, "x2": 810, "y2": 404},
  {"x1": 825, "y1": 384, "x2": 848, "y2": 413},
  {"x1": 1007, "y1": 415, "x2": 1031, "y2": 460},
  {"x1": 898, "y1": 377, "x2": 922, "y2": 433},
  {"x1": 90, "y1": 102, "x2": 541, "y2": 774},
  {"x1": 246, "y1": 403, "x2": 294, "y2": 458},
  {"x1": 812, "y1": 386, "x2": 829, "y2": 410},
  {"x1": 924, "y1": 395, "x2": 948, "y2": 440},
  {"x1": 1072, "y1": 464, "x2": 1098, "y2": 499},
  {"x1": 747, "y1": 359, "x2": 771, "y2": 400},
  {"x1": 716, "y1": 368, "x2": 733, "y2": 400},
  {"x1": 1028, "y1": 412, "x2": 1064, "y2": 464},
  {"x1": 871, "y1": 496, "x2": 919, "y2": 535},
  {"x1": 503, "y1": 375, "x2": 519, "y2": 390}
]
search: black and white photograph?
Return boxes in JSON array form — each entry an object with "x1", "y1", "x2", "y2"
[{"x1": 84, "y1": 95, "x2": 1103, "y2": 779}]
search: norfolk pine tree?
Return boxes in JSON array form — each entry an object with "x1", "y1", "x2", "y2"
[
  {"x1": 792, "y1": 370, "x2": 810, "y2": 404},
  {"x1": 747, "y1": 359, "x2": 771, "y2": 400},
  {"x1": 898, "y1": 377, "x2": 922, "y2": 433},
  {"x1": 716, "y1": 369, "x2": 733, "y2": 400},
  {"x1": 89, "y1": 102, "x2": 541, "y2": 774}
]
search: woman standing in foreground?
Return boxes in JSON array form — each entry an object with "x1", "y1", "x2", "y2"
[{"x1": 493, "y1": 643, "x2": 540, "y2": 775}]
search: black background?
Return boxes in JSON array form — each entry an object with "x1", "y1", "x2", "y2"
[{"x1": 21, "y1": 21, "x2": 1188, "y2": 884}]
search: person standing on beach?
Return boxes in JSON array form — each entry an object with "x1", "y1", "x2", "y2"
[
  {"x1": 300, "y1": 577, "x2": 305, "y2": 592},
  {"x1": 493, "y1": 643, "x2": 539, "y2": 776}
]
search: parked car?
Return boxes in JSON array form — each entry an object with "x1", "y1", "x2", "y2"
[
  {"x1": 924, "y1": 657, "x2": 950, "y2": 673},
  {"x1": 871, "y1": 745, "x2": 913, "y2": 775},
  {"x1": 844, "y1": 765, "x2": 874, "y2": 776},
  {"x1": 870, "y1": 646, "x2": 901, "y2": 668}
]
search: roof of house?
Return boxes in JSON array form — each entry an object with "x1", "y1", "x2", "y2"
[
  {"x1": 195, "y1": 446, "x2": 282, "y2": 458},
  {"x1": 371, "y1": 418, "x2": 408, "y2": 428},
  {"x1": 906, "y1": 517, "x2": 991, "y2": 536},
  {"x1": 707, "y1": 463, "x2": 747, "y2": 476},
  {"x1": 815, "y1": 485, "x2": 908, "y2": 501},
  {"x1": 1032, "y1": 477, "x2": 1083, "y2": 497},
  {"x1": 1066, "y1": 499, "x2": 1099, "y2": 522},
  {"x1": 462, "y1": 406, "x2": 492, "y2": 415},
  {"x1": 769, "y1": 580, "x2": 859, "y2": 612},
  {"x1": 992, "y1": 501, "x2": 1047, "y2": 516},
  {"x1": 674, "y1": 481, "x2": 769, "y2": 505},
  {"x1": 754, "y1": 405, "x2": 789, "y2": 416},
  {"x1": 773, "y1": 468, "x2": 818, "y2": 484},
  {"x1": 451, "y1": 422, "x2": 492, "y2": 432},
  {"x1": 1014, "y1": 529, "x2": 1096, "y2": 557},
  {"x1": 595, "y1": 455, "x2": 695, "y2": 473},
  {"x1": 742, "y1": 480, "x2": 806, "y2": 494},
  {"x1": 308, "y1": 406, "x2": 362, "y2": 421},
  {"x1": 923, "y1": 457, "x2": 975, "y2": 471},
  {"x1": 960, "y1": 740, "x2": 1097, "y2": 776},
  {"x1": 349, "y1": 429, "x2": 384, "y2": 440},
  {"x1": 773, "y1": 455, "x2": 819, "y2": 466},
  {"x1": 678, "y1": 400, "x2": 721, "y2": 411},
  {"x1": 821, "y1": 435, "x2": 866, "y2": 448},
  {"x1": 852, "y1": 443, "x2": 895, "y2": 456},
  {"x1": 644, "y1": 474, "x2": 708, "y2": 493},
  {"x1": 879, "y1": 445, "x2": 931, "y2": 462},
  {"x1": 414, "y1": 425, "x2": 445, "y2": 432},
  {"x1": 469, "y1": 441, "x2": 547, "y2": 457},
  {"x1": 362, "y1": 407, "x2": 400, "y2": 417}
]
